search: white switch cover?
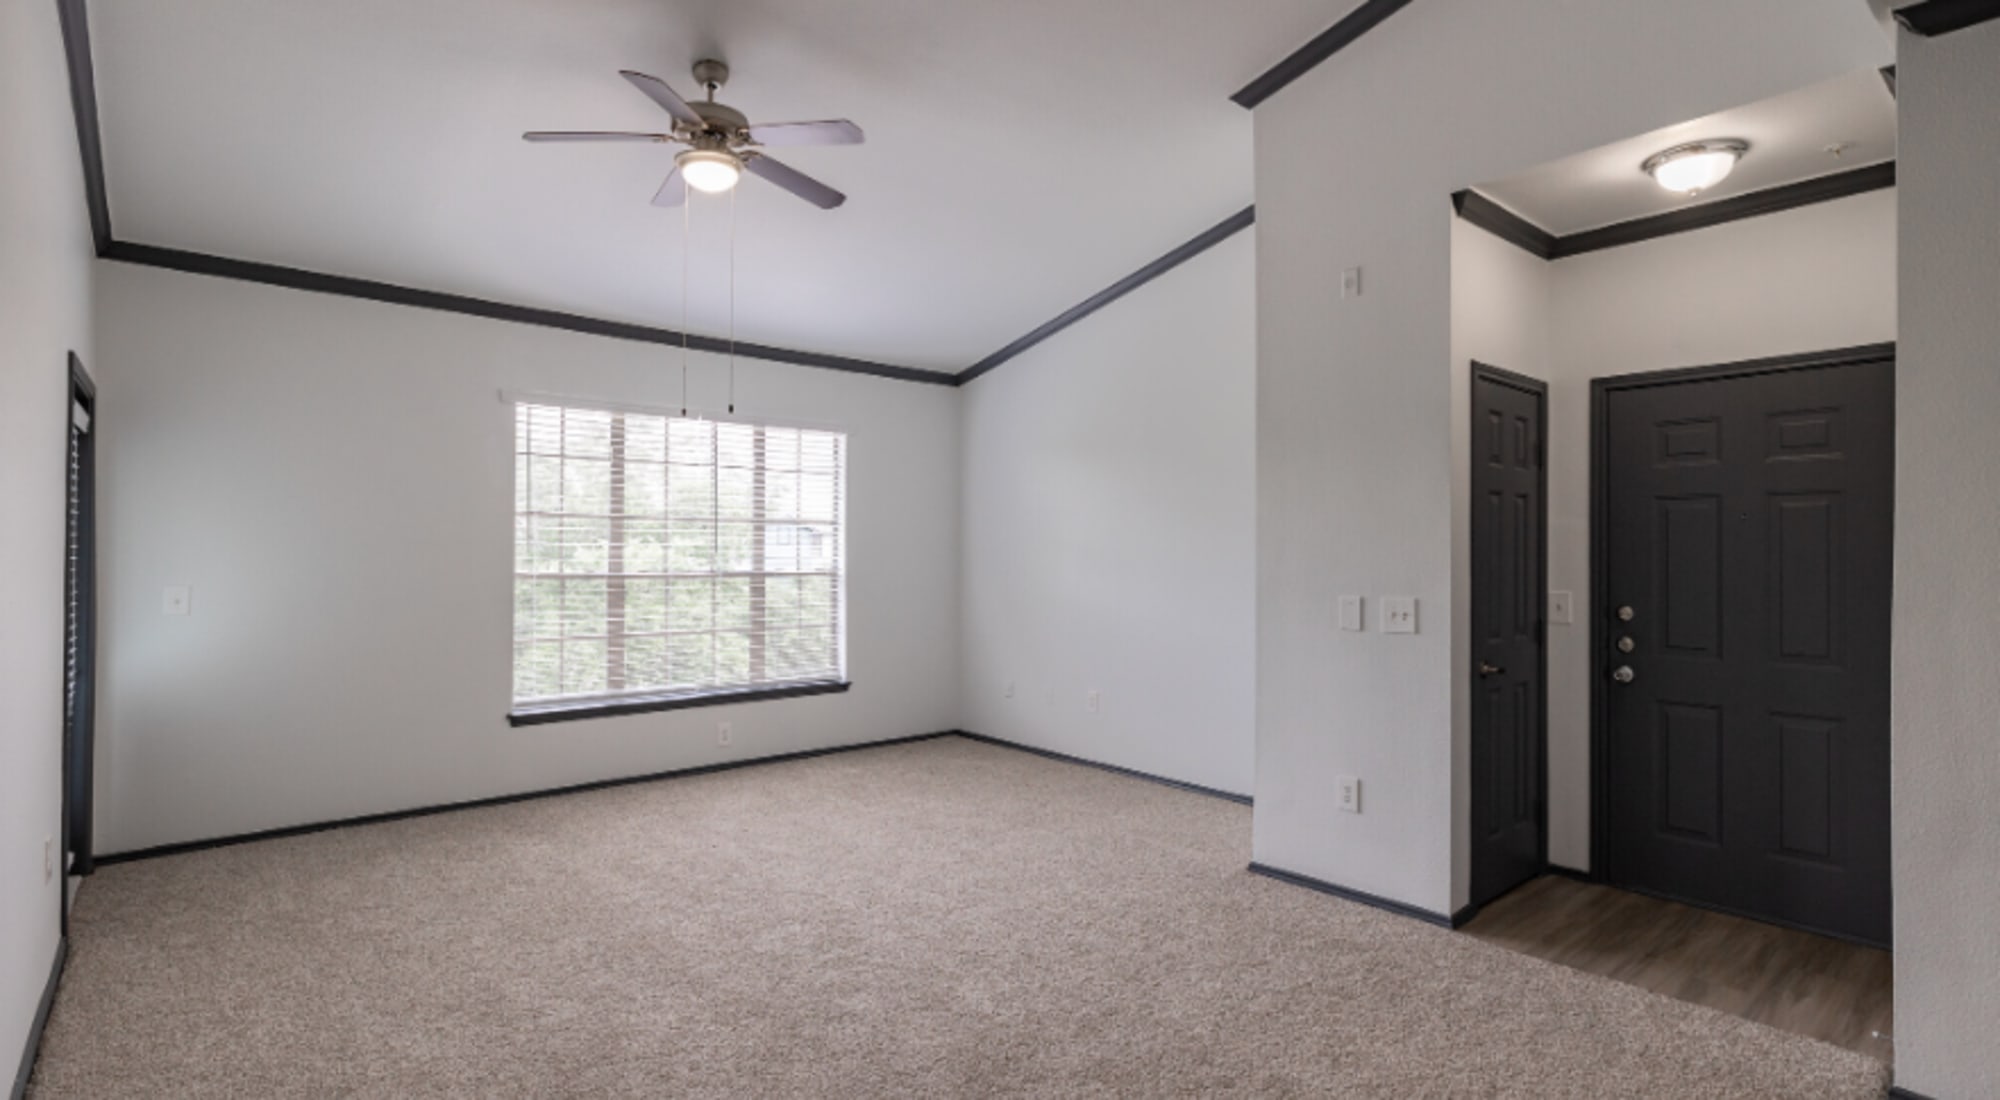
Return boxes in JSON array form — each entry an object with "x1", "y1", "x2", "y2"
[
  {"x1": 1338, "y1": 596, "x2": 1364, "y2": 632},
  {"x1": 163, "y1": 585, "x2": 192, "y2": 615},
  {"x1": 1336, "y1": 776, "x2": 1361, "y2": 813},
  {"x1": 1382, "y1": 597, "x2": 1418, "y2": 634},
  {"x1": 1342, "y1": 267, "x2": 1363, "y2": 299},
  {"x1": 1005, "y1": 681, "x2": 1016, "y2": 699},
  {"x1": 1086, "y1": 690, "x2": 1101, "y2": 714},
  {"x1": 1549, "y1": 591, "x2": 1575, "y2": 625}
]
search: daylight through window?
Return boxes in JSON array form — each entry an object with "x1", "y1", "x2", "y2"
[{"x1": 512, "y1": 401, "x2": 846, "y2": 714}]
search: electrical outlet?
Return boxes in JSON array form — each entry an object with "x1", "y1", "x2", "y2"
[
  {"x1": 717, "y1": 721, "x2": 733, "y2": 747},
  {"x1": 1336, "y1": 776, "x2": 1361, "y2": 814},
  {"x1": 163, "y1": 585, "x2": 192, "y2": 616},
  {"x1": 44, "y1": 837, "x2": 55, "y2": 883},
  {"x1": 1342, "y1": 266, "x2": 1363, "y2": 299},
  {"x1": 1549, "y1": 590, "x2": 1575, "y2": 625},
  {"x1": 1086, "y1": 690, "x2": 1101, "y2": 714},
  {"x1": 1382, "y1": 597, "x2": 1418, "y2": 634},
  {"x1": 1005, "y1": 681, "x2": 1016, "y2": 699}
]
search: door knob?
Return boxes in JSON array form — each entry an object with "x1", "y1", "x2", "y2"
[
  {"x1": 1479, "y1": 662, "x2": 1506, "y2": 678},
  {"x1": 1611, "y1": 665, "x2": 1636, "y2": 684}
]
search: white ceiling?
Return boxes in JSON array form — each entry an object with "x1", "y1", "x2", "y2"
[
  {"x1": 89, "y1": 0, "x2": 1343, "y2": 373},
  {"x1": 1476, "y1": 68, "x2": 1897, "y2": 237}
]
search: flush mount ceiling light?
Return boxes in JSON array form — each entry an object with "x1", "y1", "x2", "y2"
[
  {"x1": 1642, "y1": 139, "x2": 1749, "y2": 195},
  {"x1": 676, "y1": 147, "x2": 743, "y2": 194}
]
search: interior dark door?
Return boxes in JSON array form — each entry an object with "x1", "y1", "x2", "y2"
[
  {"x1": 1601, "y1": 354, "x2": 1893, "y2": 945},
  {"x1": 1470, "y1": 364, "x2": 1547, "y2": 909}
]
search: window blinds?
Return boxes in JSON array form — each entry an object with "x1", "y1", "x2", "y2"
[{"x1": 512, "y1": 401, "x2": 846, "y2": 711}]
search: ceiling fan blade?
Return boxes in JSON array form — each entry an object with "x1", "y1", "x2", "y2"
[
  {"x1": 745, "y1": 154, "x2": 846, "y2": 209},
  {"x1": 620, "y1": 70, "x2": 705, "y2": 128},
  {"x1": 746, "y1": 119, "x2": 865, "y2": 147},
  {"x1": 522, "y1": 131, "x2": 673, "y2": 143},
  {"x1": 651, "y1": 168, "x2": 686, "y2": 208}
]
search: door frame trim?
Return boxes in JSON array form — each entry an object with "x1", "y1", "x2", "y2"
[
  {"x1": 1587, "y1": 341, "x2": 1897, "y2": 895},
  {"x1": 1469, "y1": 361, "x2": 1551, "y2": 907}
]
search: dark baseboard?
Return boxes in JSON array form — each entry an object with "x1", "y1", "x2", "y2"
[
  {"x1": 1248, "y1": 862, "x2": 1462, "y2": 928},
  {"x1": 1888, "y1": 1087, "x2": 1942, "y2": 1100},
  {"x1": 10, "y1": 938, "x2": 66, "y2": 1100},
  {"x1": 952, "y1": 732, "x2": 1252, "y2": 805},
  {"x1": 95, "y1": 731, "x2": 955, "y2": 866}
]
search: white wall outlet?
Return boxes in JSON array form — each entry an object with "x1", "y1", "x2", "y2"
[
  {"x1": 717, "y1": 721, "x2": 733, "y2": 747},
  {"x1": 1342, "y1": 266, "x2": 1363, "y2": 299},
  {"x1": 1086, "y1": 689, "x2": 1101, "y2": 714},
  {"x1": 1336, "y1": 776, "x2": 1361, "y2": 814},
  {"x1": 163, "y1": 585, "x2": 192, "y2": 616},
  {"x1": 1338, "y1": 595, "x2": 1364, "y2": 632},
  {"x1": 44, "y1": 836, "x2": 55, "y2": 882},
  {"x1": 1382, "y1": 596, "x2": 1418, "y2": 634},
  {"x1": 1549, "y1": 590, "x2": 1575, "y2": 625},
  {"x1": 1005, "y1": 681, "x2": 1016, "y2": 699}
]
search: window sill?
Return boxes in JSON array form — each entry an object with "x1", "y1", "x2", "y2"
[{"x1": 508, "y1": 681, "x2": 852, "y2": 727}]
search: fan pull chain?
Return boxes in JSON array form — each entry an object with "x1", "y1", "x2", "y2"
[
  {"x1": 680, "y1": 176, "x2": 691, "y2": 417},
  {"x1": 728, "y1": 184, "x2": 738, "y2": 414}
]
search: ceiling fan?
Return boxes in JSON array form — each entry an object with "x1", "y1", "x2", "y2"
[{"x1": 524, "y1": 61, "x2": 863, "y2": 210}]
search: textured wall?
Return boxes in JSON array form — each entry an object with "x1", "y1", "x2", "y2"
[
  {"x1": 961, "y1": 231, "x2": 1256, "y2": 797},
  {"x1": 1891, "y1": 17, "x2": 2000, "y2": 1100}
]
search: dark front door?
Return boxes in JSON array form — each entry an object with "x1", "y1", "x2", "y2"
[
  {"x1": 1470, "y1": 364, "x2": 1547, "y2": 910},
  {"x1": 1600, "y1": 351, "x2": 1893, "y2": 945}
]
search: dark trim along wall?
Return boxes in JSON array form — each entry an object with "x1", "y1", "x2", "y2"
[
  {"x1": 957, "y1": 206, "x2": 1255, "y2": 384},
  {"x1": 10, "y1": 939, "x2": 66, "y2": 1100},
  {"x1": 56, "y1": 0, "x2": 1251, "y2": 389},
  {"x1": 1454, "y1": 161, "x2": 1896, "y2": 262},
  {"x1": 1231, "y1": 0, "x2": 1416, "y2": 109},
  {"x1": 1248, "y1": 863, "x2": 1479, "y2": 929},
  {"x1": 95, "y1": 731, "x2": 955, "y2": 865},
  {"x1": 1894, "y1": 0, "x2": 2000, "y2": 36}
]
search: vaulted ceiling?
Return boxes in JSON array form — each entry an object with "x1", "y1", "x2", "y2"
[{"x1": 88, "y1": 0, "x2": 1341, "y2": 373}]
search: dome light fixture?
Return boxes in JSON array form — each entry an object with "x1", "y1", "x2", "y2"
[
  {"x1": 676, "y1": 148, "x2": 743, "y2": 194},
  {"x1": 1642, "y1": 139, "x2": 1749, "y2": 196}
]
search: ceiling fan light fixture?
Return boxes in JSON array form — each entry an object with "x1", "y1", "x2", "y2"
[
  {"x1": 677, "y1": 148, "x2": 743, "y2": 194},
  {"x1": 1642, "y1": 140, "x2": 1749, "y2": 195}
]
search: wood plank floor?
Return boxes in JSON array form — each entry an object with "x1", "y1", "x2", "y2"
[{"x1": 1461, "y1": 875, "x2": 1894, "y2": 1058}]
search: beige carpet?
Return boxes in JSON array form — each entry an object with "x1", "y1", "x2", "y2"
[{"x1": 31, "y1": 736, "x2": 1888, "y2": 1098}]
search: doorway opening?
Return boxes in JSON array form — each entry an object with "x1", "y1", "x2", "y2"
[{"x1": 63, "y1": 351, "x2": 99, "y2": 932}]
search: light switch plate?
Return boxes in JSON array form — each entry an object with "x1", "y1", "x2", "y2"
[
  {"x1": 1549, "y1": 591, "x2": 1575, "y2": 625},
  {"x1": 1341, "y1": 267, "x2": 1363, "y2": 299},
  {"x1": 163, "y1": 585, "x2": 192, "y2": 616},
  {"x1": 1338, "y1": 596, "x2": 1364, "y2": 632},
  {"x1": 1336, "y1": 776, "x2": 1361, "y2": 813},
  {"x1": 1382, "y1": 596, "x2": 1418, "y2": 634}
]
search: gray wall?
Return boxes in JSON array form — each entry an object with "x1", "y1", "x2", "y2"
[
  {"x1": 90, "y1": 262, "x2": 961, "y2": 855},
  {"x1": 960, "y1": 231, "x2": 1256, "y2": 797},
  {"x1": 1892, "y1": 17, "x2": 2000, "y2": 1099},
  {"x1": 1251, "y1": 0, "x2": 1886, "y2": 915},
  {"x1": 0, "y1": 0, "x2": 96, "y2": 1077}
]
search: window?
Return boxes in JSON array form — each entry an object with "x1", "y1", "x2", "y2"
[{"x1": 511, "y1": 400, "x2": 847, "y2": 723}]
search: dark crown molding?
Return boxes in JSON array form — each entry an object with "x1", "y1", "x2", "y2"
[
  {"x1": 957, "y1": 205, "x2": 1255, "y2": 385},
  {"x1": 56, "y1": 0, "x2": 109, "y2": 254},
  {"x1": 1894, "y1": 0, "x2": 2000, "y2": 36},
  {"x1": 1456, "y1": 161, "x2": 1896, "y2": 262},
  {"x1": 101, "y1": 242, "x2": 955, "y2": 386},
  {"x1": 1232, "y1": 0, "x2": 1416, "y2": 109}
]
